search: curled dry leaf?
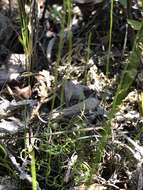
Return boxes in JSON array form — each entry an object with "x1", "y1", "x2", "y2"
[
  {"x1": 31, "y1": 70, "x2": 53, "y2": 118},
  {"x1": 34, "y1": 70, "x2": 52, "y2": 101},
  {"x1": 14, "y1": 85, "x2": 32, "y2": 99},
  {"x1": 35, "y1": 70, "x2": 52, "y2": 89}
]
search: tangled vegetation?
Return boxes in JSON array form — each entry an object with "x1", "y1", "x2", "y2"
[{"x1": 0, "y1": 0, "x2": 143, "y2": 189}]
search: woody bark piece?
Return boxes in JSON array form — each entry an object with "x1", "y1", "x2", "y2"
[{"x1": 50, "y1": 97, "x2": 100, "y2": 120}]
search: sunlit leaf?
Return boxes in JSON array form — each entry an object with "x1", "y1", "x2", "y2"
[
  {"x1": 127, "y1": 19, "x2": 142, "y2": 30},
  {"x1": 118, "y1": 0, "x2": 127, "y2": 8}
]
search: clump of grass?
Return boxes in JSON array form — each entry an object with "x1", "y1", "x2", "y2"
[
  {"x1": 93, "y1": 20, "x2": 143, "y2": 177},
  {"x1": 17, "y1": 0, "x2": 32, "y2": 72},
  {"x1": 3, "y1": 1, "x2": 143, "y2": 189},
  {"x1": 17, "y1": 1, "x2": 39, "y2": 189}
]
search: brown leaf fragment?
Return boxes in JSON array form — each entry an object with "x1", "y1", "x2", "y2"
[{"x1": 77, "y1": 183, "x2": 107, "y2": 190}]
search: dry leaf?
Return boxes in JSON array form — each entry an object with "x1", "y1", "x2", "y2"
[
  {"x1": 78, "y1": 183, "x2": 107, "y2": 190},
  {"x1": 14, "y1": 85, "x2": 32, "y2": 99}
]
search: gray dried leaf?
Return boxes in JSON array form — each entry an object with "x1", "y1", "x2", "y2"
[
  {"x1": 0, "y1": 98, "x2": 10, "y2": 117},
  {"x1": 0, "y1": 117, "x2": 24, "y2": 134},
  {"x1": 64, "y1": 80, "x2": 86, "y2": 105},
  {"x1": 51, "y1": 97, "x2": 100, "y2": 120}
]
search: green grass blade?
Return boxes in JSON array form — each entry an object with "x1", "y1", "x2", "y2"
[
  {"x1": 106, "y1": 0, "x2": 114, "y2": 75},
  {"x1": 31, "y1": 149, "x2": 37, "y2": 190}
]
